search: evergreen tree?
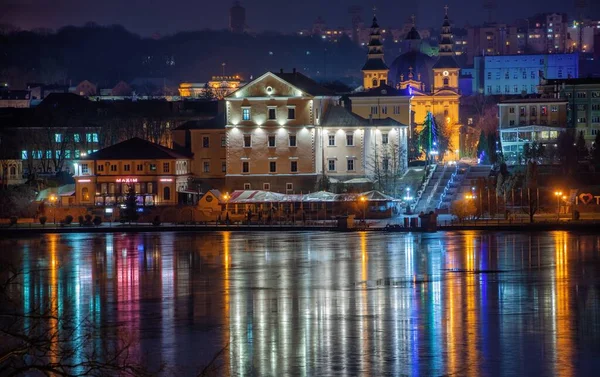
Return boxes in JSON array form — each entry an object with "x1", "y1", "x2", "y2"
[
  {"x1": 576, "y1": 130, "x2": 588, "y2": 160},
  {"x1": 476, "y1": 131, "x2": 489, "y2": 164},
  {"x1": 592, "y1": 132, "x2": 600, "y2": 167},
  {"x1": 486, "y1": 132, "x2": 498, "y2": 164},
  {"x1": 123, "y1": 187, "x2": 139, "y2": 223}
]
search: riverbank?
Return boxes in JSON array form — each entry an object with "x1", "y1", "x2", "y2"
[{"x1": 2, "y1": 219, "x2": 600, "y2": 236}]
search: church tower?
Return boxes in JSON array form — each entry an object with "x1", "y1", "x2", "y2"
[
  {"x1": 362, "y1": 11, "x2": 389, "y2": 90},
  {"x1": 432, "y1": 6, "x2": 460, "y2": 91}
]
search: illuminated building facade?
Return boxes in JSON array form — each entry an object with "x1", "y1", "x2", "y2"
[
  {"x1": 74, "y1": 137, "x2": 192, "y2": 206},
  {"x1": 179, "y1": 76, "x2": 246, "y2": 99}
]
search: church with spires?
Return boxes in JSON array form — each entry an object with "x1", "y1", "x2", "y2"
[{"x1": 356, "y1": 6, "x2": 462, "y2": 161}]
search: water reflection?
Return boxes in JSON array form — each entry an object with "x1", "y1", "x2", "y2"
[{"x1": 2, "y1": 230, "x2": 600, "y2": 376}]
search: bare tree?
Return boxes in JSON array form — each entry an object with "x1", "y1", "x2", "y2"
[{"x1": 367, "y1": 138, "x2": 406, "y2": 197}]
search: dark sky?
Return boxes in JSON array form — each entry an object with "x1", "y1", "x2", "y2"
[{"x1": 2, "y1": 0, "x2": 597, "y2": 36}]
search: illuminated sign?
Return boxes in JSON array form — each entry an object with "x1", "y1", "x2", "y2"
[
  {"x1": 78, "y1": 179, "x2": 91, "y2": 183},
  {"x1": 116, "y1": 178, "x2": 138, "y2": 183},
  {"x1": 160, "y1": 178, "x2": 173, "y2": 182}
]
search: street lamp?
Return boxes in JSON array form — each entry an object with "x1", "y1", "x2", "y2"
[
  {"x1": 359, "y1": 196, "x2": 366, "y2": 223},
  {"x1": 50, "y1": 195, "x2": 57, "y2": 224},
  {"x1": 554, "y1": 191, "x2": 562, "y2": 221},
  {"x1": 222, "y1": 193, "x2": 230, "y2": 224}
]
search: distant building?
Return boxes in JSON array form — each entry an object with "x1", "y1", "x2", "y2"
[
  {"x1": 361, "y1": 15, "x2": 389, "y2": 90},
  {"x1": 566, "y1": 19, "x2": 599, "y2": 53},
  {"x1": 471, "y1": 53, "x2": 578, "y2": 96},
  {"x1": 466, "y1": 23, "x2": 521, "y2": 64},
  {"x1": 70, "y1": 80, "x2": 97, "y2": 97},
  {"x1": 0, "y1": 90, "x2": 30, "y2": 108},
  {"x1": 498, "y1": 97, "x2": 568, "y2": 164},
  {"x1": 179, "y1": 76, "x2": 246, "y2": 99},
  {"x1": 539, "y1": 78, "x2": 600, "y2": 144},
  {"x1": 74, "y1": 137, "x2": 192, "y2": 206},
  {"x1": 229, "y1": 1, "x2": 246, "y2": 34}
]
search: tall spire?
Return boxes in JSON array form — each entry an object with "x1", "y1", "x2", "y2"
[
  {"x1": 361, "y1": 8, "x2": 389, "y2": 89},
  {"x1": 438, "y1": 5, "x2": 453, "y2": 56}
]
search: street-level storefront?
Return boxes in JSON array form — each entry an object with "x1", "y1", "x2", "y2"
[{"x1": 74, "y1": 137, "x2": 192, "y2": 206}]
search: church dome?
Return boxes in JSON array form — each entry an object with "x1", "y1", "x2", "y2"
[{"x1": 389, "y1": 50, "x2": 436, "y2": 92}]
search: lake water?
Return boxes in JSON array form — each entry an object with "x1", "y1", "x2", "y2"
[{"x1": 2, "y1": 230, "x2": 600, "y2": 376}]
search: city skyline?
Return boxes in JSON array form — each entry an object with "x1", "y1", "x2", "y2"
[{"x1": 2, "y1": 0, "x2": 598, "y2": 36}]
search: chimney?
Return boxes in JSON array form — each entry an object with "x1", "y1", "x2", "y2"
[{"x1": 293, "y1": 68, "x2": 297, "y2": 74}]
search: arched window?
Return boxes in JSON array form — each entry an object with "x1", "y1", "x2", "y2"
[
  {"x1": 82, "y1": 187, "x2": 89, "y2": 201},
  {"x1": 372, "y1": 78, "x2": 377, "y2": 87},
  {"x1": 9, "y1": 166, "x2": 16, "y2": 176},
  {"x1": 163, "y1": 187, "x2": 171, "y2": 201},
  {"x1": 443, "y1": 78, "x2": 449, "y2": 86}
]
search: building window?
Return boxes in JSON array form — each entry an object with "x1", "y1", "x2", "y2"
[
  {"x1": 372, "y1": 78, "x2": 377, "y2": 87},
  {"x1": 55, "y1": 134, "x2": 62, "y2": 143},
  {"x1": 487, "y1": 72, "x2": 492, "y2": 80},
  {"x1": 328, "y1": 134, "x2": 335, "y2": 146},
  {"x1": 509, "y1": 107, "x2": 515, "y2": 114},
  {"x1": 268, "y1": 135, "x2": 276, "y2": 147},
  {"x1": 393, "y1": 106, "x2": 400, "y2": 115},
  {"x1": 505, "y1": 85, "x2": 510, "y2": 93},
  {"x1": 519, "y1": 107, "x2": 526, "y2": 116},
  {"x1": 347, "y1": 159, "x2": 355, "y2": 171},
  {"x1": 444, "y1": 108, "x2": 449, "y2": 117},
  {"x1": 578, "y1": 117, "x2": 587, "y2": 123},
  {"x1": 551, "y1": 105, "x2": 558, "y2": 112},
  {"x1": 381, "y1": 106, "x2": 387, "y2": 114},
  {"x1": 269, "y1": 161, "x2": 276, "y2": 173},
  {"x1": 163, "y1": 187, "x2": 171, "y2": 201},
  {"x1": 203, "y1": 161, "x2": 210, "y2": 173},
  {"x1": 346, "y1": 134, "x2": 354, "y2": 146},
  {"x1": 81, "y1": 187, "x2": 89, "y2": 201},
  {"x1": 496, "y1": 86, "x2": 501, "y2": 94},
  {"x1": 243, "y1": 183, "x2": 251, "y2": 190},
  {"x1": 221, "y1": 161, "x2": 226, "y2": 172},
  {"x1": 242, "y1": 161, "x2": 249, "y2": 173},
  {"x1": 21, "y1": 150, "x2": 27, "y2": 159},
  {"x1": 592, "y1": 116, "x2": 600, "y2": 123},
  {"x1": 242, "y1": 107, "x2": 251, "y2": 120},
  {"x1": 523, "y1": 71, "x2": 527, "y2": 79},
  {"x1": 530, "y1": 107, "x2": 537, "y2": 116},
  {"x1": 290, "y1": 161, "x2": 298, "y2": 172},
  {"x1": 263, "y1": 183, "x2": 271, "y2": 191},
  {"x1": 286, "y1": 183, "x2": 293, "y2": 192},
  {"x1": 203, "y1": 136, "x2": 209, "y2": 148},
  {"x1": 137, "y1": 164, "x2": 143, "y2": 171},
  {"x1": 514, "y1": 85, "x2": 519, "y2": 93},
  {"x1": 86, "y1": 133, "x2": 99, "y2": 143},
  {"x1": 531, "y1": 71, "x2": 536, "y2": 79},
  {"x1": 505, "y1": 72, "x2": 509, "y2": 79},
  {"x1": 149, "y1": 163, "x2": 157, "y2": 172},
  {"x1": 124, "y1": 164, "x2": 130, "y2": 171},
  {"x1": 81, "y1": 164, "x2": 88, "y2": 174},
  {"x1": 268, "y1": 108, "x2": 276, "y2": 120},
  {"x1": 328, "y1": 159, "x2": 336, "y2": 171},
  {"x1": 487, "y1": 86, "x2": 492, "y2": 94},
  {"x1": 244, "y1": 135, "x2": 252, "y2": 147},
  {"x1": 443, "y1": 78, "x2": 449, "y2": 86},
  {"x1": 383, "y1": 158, "x2": 389, "y2": 171},
  {"x1": 221, "y1": 136, "x2": 226, "y2": 147},
  {"x1": 287, "y1": 107, "x2": 295, "y2": 119},
  {"x1": 577, "y1": 92, "x2": 587, "y2": 99},
  {"x1": 370, "y1": 106, "x2": 378, "y2": 115},
  {"x1": 509, "y1": 120, "x2": 515, "y2": 125},
  {"x1": 513, "y1": 72, "x2": 518, "y2": 79},
  {"x1": 110, "y1": 164, "x2": 117, "y2": 172},
  {"x1": 163, "y1": 162, "x2": 170, "y2": 173},
  {"x1": 146, "y1": 183, "x2": 152, "y2": 194},
  {"x1": 73, "y1": 134, "x2": 80, "y2": 143},
  {"x1": 541, "y1": 106, "x2": 548, "y2": 116},
  {"x1": 289, "y1": 134, "x2": 297, "y2": 147},
  {"x1": 97, "y1": 165, "x2": 104, "y2": 172},
  {"x1": 382, "y1": 133, "x2": 389, "y2": 144}
]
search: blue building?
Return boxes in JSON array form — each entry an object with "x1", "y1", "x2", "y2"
[{"x1": 469, "y1": 53, "x2": 578, "y2": 96}]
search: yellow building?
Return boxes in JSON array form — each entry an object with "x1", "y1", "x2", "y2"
[
  {"x1": 179, "y1": 75, "x2": 246, "y2": 99},
  {"x1": 385, "y1": 8, "x2": 462, "y2": 160},
  {"x1": 74, "y1": 137, "x2": 192, "y2": 206}
]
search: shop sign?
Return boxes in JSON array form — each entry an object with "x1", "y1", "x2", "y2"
[{"x1": 116, "y1": 178, "x2": 138, "y2": 183}]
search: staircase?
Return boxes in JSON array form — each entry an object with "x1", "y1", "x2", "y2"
[
  {"x1": 413, "y1": 164, "x2": 454, "y2": 213},
  {"x1": 437, "y1": 164, "x2": 492, "y2": 209}
]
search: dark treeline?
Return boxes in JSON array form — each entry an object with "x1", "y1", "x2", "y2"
[{"x1": 0, "y1": 23, "x2": 370, "y2": 88}]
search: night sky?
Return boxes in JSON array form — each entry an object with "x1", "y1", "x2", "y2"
[{"x1": 2, "y1": 0, "x2": 598, "y2": 36}]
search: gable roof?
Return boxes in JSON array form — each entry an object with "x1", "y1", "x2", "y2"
[
  {"x1": 350, "y1": 84, "x2": 411, "y2": 98},
  {"x1": 272, "y1": 71, "x2": 335, "y2": 96},
  {"x1": 85, "y1": 137, "x2": 192, "y2": 160},
  {"x1": 174, "y1": 113, "x2": 226, "y2": 130},
  {"x1": 321, "y1": 106, "x2": 406, "y2": 127},
  {"x1": 433, "y1": 55, "x2": 460, "y2": 69}
]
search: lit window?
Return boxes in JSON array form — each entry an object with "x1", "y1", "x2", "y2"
[
  {"x1": 73, "y1": 134, "x2": 80, "y2": 143},
  {"x1": 55, "y1": 134, "x2": 62, "y2": 143},
  {"x1": 81, "y1": 164, "x2": 89, "y2": 174},
  {"x1": 149, "y1": 163, "x2": 156, "y2": 171},
  {"x1": 242, "y1": 107, "x2": 251, "y2": 120},
  {"x1": 21, "y1": 150, "x2": 28, "y2": 159}
]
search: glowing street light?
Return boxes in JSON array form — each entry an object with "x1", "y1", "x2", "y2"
[
  {"x1": 554, "y1": 191, "x2": 563, "y2": 221},
  {"x1": 359, "y1": 196, "x2": 367, "y2": 222}
]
